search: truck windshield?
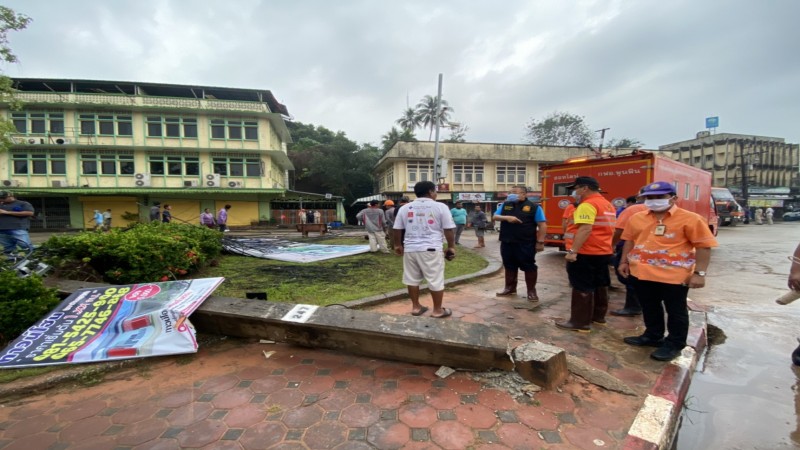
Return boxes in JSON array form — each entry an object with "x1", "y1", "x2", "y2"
[{"x1": 711, "y1": 189, "x2": 735, "y2": 201}]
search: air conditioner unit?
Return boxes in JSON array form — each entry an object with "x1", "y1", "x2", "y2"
[
  {"x1": 227, "y1": 181, "x2": 244, "y2": 188},
  {"x1": 51, "y1": 180, "x2": 68, "y2": 188},
  {"x1": 2, "y1": 180, "x2": 20, "y2": 187},
  {"x1": 54, "y1": 138, "x2": 72, "y2": 145},
  {"x1": 184, "y1": 180, "x2": 199, "y2": 187},
  {"x1": 134, "y1": 173, "x2": 151, "y2": 187},
  {"x1": 205, "y1": 173, "x2": 221, "y2": 187}
]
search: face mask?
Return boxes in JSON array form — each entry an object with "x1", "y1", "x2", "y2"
[
  {"x1": 644, "y1": 198, "x2": 672, "y2": 211},
  {"x1": 570, "y1": 190, "x2": 578, "y2": 199},
  {"x1": 506, "y1": 194, "x2": 519, "y2": 202}
]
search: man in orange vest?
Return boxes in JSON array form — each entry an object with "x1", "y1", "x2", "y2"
[
  {"x1": 556, "y1": 176, "x2": 617, "y2": 332},
  {"x1": 618, "y1": 181, "x2": 717, "y2": 361}
]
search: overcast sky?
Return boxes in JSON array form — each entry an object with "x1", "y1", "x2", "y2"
[{"x1": 2, "y1": 0, "x2": 798, "y2": 149}]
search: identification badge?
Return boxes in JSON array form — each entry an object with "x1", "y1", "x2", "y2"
[{"x1": 654, "y1": 224, "x2": 666, "y2": 236}]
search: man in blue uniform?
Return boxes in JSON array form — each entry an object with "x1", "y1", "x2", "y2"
[{"x1": 493, "y1": 186, "x2": 547, "y2": 301}]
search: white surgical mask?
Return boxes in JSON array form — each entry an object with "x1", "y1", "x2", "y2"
[
  {"x1": 570, "y1": 190, "x2": 578, "y2": 199},
  {"x1": 506, "y1": 194, "x2": 519, "y2": 202},
  {"x1": 644, "y1": 199, "x2": 672, "y2": 212}
]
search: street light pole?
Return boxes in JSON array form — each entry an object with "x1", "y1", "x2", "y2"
[{"x1": 432, "y1": 74, "x2": 443, "y2": 183}]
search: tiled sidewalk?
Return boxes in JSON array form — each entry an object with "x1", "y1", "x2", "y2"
[{"x1": 0, "y1": 234, "x2": 678, "y2": 449}]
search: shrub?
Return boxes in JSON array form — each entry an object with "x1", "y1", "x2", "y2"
[
  {"x1": 44, "y1": 223, "x2": 223, "y2": 284},
  {"x1": 0, "y1": 271, "x2": 62, "y2": 345}
]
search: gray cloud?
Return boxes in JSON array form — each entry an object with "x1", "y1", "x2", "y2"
[{"x1": 2, "y1": 0, "x2": 798, "y2": 149}]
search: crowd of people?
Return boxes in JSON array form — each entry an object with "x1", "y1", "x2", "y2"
[{"x1": 367, "y1": 177, "x2": 720, "y2": 362}]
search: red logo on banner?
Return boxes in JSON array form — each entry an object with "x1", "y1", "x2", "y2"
[{"x1": 124, "y1": 284, "x2": 161, "y2": 301}]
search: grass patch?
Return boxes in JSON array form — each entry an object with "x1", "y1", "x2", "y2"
[
  {"x1": 197, "y1": 237, "x2": 489, "y2": 305},
  {"x1": 0, "y1": 365, "x2": 61, "y2": 384}
]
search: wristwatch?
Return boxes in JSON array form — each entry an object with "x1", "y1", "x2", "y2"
[
  {"x1": 567, "y1": 249, "x2": 575, "y2": 254},
  {"x1": 694, "y1": 271, "x2": 706, "y2": 277},
  {"x1": 536, "y1": 240, "x2": 545, "y2": 244}
]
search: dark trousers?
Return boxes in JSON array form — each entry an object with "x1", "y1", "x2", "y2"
[{"x1": 633, "y1": 277, "x2": 690, "y2": 349}]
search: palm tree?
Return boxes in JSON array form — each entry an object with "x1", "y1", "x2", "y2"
[
  {"x1": 415, "y1": 95, "x2": 453, "y2": 141},
  {"x1": 396, "y1": 107, "x2": 421, "y2": 134},
  {"x1": 380, "y1": 127, "x2": 402, "y2": 155}
]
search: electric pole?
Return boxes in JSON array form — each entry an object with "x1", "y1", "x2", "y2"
[{"x1": 596, "y1": 128, "x2": 610, "y2": 153}]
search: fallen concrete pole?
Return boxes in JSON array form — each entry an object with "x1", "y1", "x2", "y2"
[
  {"x1": 44, "y1": 278, "x2": 571, "y2": 389},
  {"x1": 192, "y1": 297, "x2": 514, "y2": 372}
]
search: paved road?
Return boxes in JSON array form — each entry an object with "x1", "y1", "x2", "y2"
[{"x1": 673, "y1": 223, "x2": 800, "y2": 449}]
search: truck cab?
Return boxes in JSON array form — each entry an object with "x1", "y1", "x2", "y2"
[{"x1": 711, "y1": 187, "x2": 744, "y2": 226}]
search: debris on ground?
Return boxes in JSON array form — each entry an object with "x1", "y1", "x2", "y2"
[
  {"x1": 435, "y1": 366, "x2": 456, "y2": 378},
  {"x1": 470, "y1": 370, "x2": 543, "y2": 399}
]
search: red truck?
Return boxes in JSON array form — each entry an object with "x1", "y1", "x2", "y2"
[{"x1": 541, "y1": 151, "x2": 719, "y2": 250}]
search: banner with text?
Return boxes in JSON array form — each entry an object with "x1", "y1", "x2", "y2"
[{"x1": 0, "y1": 277, "x2": 224, "y2": 369}]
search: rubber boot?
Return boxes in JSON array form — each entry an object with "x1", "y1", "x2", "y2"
[
  {"x1": 793, "y1": 339, "x2": 800, "y2": 366},
  {"x1": 496, "y1": 269, "x2": 518, "y2": 296},
  {"x1": 524, "y1": 270, "x2": 539, "y2": 302},
  {"x1": 592, "y1": 286, "x2": 608, "y2": 324},
  {"x1": 555, "y1": 290, "x2": 593, "y2": 332},
  {"x1": 610, "y1": 287, "x2": 642, "y2": 316}
]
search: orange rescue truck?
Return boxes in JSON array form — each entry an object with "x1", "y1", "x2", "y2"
[{"x1": 541, "y1": 151, "x2": 719, "y2": 250}]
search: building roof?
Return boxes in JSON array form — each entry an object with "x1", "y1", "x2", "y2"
[{"x1": 11, "y1": 77, "x2": 290, "y2": 117}]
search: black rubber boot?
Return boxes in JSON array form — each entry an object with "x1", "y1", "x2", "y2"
[
  {"x1": 496, "y1": 269, "x2": 518, "y2": 296},
  {"x1": 792, "y1": 342, "x2": 800, "y2": 366},
  {"x1": 592, "y1": 287, "x2": 608, "y2": 324},
  {"x1": 555, "y1": 290, "x2": 593, "y2": 332},
  {"x1": 524, "y1": 270, "x2": 539, "y2": 302}
]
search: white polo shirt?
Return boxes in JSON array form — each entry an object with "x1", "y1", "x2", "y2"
[{"x1": 393, "y1": 197, "x2": 456, "y2": 252}]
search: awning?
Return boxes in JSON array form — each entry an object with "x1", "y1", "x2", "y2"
[
  {"x1": 350, "y1": 194, "x2": 385, "y2": 207},
  {"x1": 9, "y1": 187, "x2": 286, "y2": 197},
  {"x1": 266, "y1": 149, "x2": 294, "y2": 171}
]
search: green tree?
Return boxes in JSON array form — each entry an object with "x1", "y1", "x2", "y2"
[
  {"x1": 0, "y1": 6, "x2": 32, "y2": 153},
  {"x1": 444, "y1": 122, "x2": 468, "y2": 143},
  {"x1": 523, "y1": 111, "x2": 594, "y2": 146},
  {"x1": 380, "y1": 126, "x2": 416, "y2": 155},
  {"x1": 606, "y1": 137, "x2": 644, "y2": 149},
  {"x1": 395, "y1": 107, "x2": 420, "y2": 133},
  {"x1": 286, "y1": 122, "x2": 380, "y2": 204},
  {"x1": 416, "y1": 95, "x2": 453, "y2": 141}
]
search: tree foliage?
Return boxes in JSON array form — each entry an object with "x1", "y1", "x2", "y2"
[
  {"x1": 286, "y1": 122, "x2": 380, "y2": 204},
  {"x1": 380, "y1": 126, "x2": 416, "y2": 155},
  {"x1": 606, "y1": 137, "x2": 644, "y2": 149},
  {"x1": 416, "y1": 95, "x2": 454, "y2": 141},
  {"x1": 523, "y1": 111, "x2": 594, "y2": 146},
  {"x1": 0, "y1": 6, "x2": 31, "y2": 153},
  {"x1": 395, "y1": 107, "x2": 420, "y2": 132},
  {"x1": 444, "y1": 122, "x2": 469, "y2": 143}
]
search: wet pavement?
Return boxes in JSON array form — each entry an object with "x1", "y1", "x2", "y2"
[
  {"x1": 672, "y1": 222, "x2": 800, "y2": 449},
  {"x1": 2, "y1": 230, "x2": 697, "y2": 449}
]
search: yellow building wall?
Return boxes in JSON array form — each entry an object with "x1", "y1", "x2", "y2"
[
  {"x1": 79, "y1": 196, "x2": 138, "y2": 229},
  {"x1": 215, "y1": 201, "x2": 258, "y2": 226},
  {"x1": 162, "y1": 200, "x2": 201, "y2": 224}
]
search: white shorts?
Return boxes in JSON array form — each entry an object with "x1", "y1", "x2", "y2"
[{"x1": 403, "y1": 251, "x2": 446, "y2": 291}]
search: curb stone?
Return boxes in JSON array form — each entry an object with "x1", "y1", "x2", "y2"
[{"x1": 622, "y1": 307, "x2": 707, "y2": 450}]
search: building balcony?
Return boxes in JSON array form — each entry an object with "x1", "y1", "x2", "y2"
[{"x1": 14, "y1": 92, "x2": 270, "y2": 114}]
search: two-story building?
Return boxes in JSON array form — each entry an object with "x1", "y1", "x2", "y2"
[
  {"x1": 0, "y1": 78, "x2": 344, "y2": 229},
  {"x1": 373, "y1": 141, "x2": 599, "y2": 211}
]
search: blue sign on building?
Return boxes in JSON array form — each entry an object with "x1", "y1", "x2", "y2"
[{"x1": 705, "y1": 116, "x2": 719, "y2": 128}]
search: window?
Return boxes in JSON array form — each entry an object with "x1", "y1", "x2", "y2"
[
  {"x1": 684, "y1": 183, "x2": 690, "y2": 199},
  {"x1": 407, "y1": 162, "x2": 433, "y2": 183},
  {"x1": 79, "y1": 113, "x2": 133, "y2": 136},
  {"x1": 695, "y1": 185, "x2": 700, "y2": 201},
  {"x1": 496, "y1": 163, "x2": 526, "y2": 184},
  {"x1": 146, "y1": 116, "x2": 198, "y2": 138},
  {"x1": 11, "y1": 151, "x2": 66, "y2": 175},
  {"x1": 210, "y1": 118, "x2": 258, "y2": 140},
  {"x1": 11, "y1": 112, "x2": 65, "y2": 135},
  {"x1": 453, "y1": 162, "x2": 484, "y2": 183},
  {"x1": 212, "y1": 155, "x2": 262, "y2": 177},
  {"x1": 80, "y1": 152, "x2": 134, "y2": 175},
  {"x1": 385, "y1": 169, "x2": 394, "y2": 188},
  {"x1": 148, "y1": 154, "x2": 200, "y2": 176}
]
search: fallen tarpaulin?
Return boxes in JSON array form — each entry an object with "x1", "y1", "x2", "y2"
[
  {"x1": 0, "y1": 277, "x2": 224, "y2": 369},
  {"x1": 223, "y1": 237, "x2": 371, "y2": 263}
]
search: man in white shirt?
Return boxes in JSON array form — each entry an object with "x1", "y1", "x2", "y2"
[{"x1": 393, "y1": 181, "x2": 457, "y2": 318}]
